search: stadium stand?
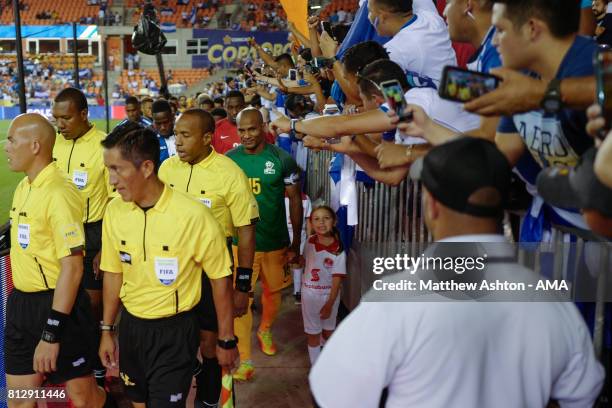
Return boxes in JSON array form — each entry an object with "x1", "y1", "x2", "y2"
[{"x1": 0, "y1": 0, "x2": 113, "y2": 26}]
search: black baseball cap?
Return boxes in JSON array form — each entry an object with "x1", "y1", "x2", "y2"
[
  {"x1": 536, "y1": 147, "x2": 612, "y2": 217},
  {"x1": 410, "y1": 136, "x2": 511, "y2": 217}
]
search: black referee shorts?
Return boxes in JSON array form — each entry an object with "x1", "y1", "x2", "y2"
[
  {"x1": 83, "y1": 220, "x2": 102, "y2": 290},
  {"x1": 196, "y1": 237, "x2": 235, "y2": 332},
  {"x1": 119, "y1": 309, "x2": 199, "y2": 407},
  {"x1": 4, "y1": 288, "x2": 95, "y2": 384}
]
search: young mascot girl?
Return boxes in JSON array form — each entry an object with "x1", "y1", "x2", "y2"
[{"x1": 301, "y1": 206, "x2": 347, "y2": 364}]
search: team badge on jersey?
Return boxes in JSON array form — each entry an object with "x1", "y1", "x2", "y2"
[
  {"x1": 155, "y1": 257, "x2": 179, "y2": 285},
  {"x1": 17, "y1": 223, "x2": 30, "y2": 249},
  {"x1": 323, "y1": 257, "x2": 334, "y2": 268},
  {"x1": 264, "y1": 161, "x2": 276, "y2": 175}
]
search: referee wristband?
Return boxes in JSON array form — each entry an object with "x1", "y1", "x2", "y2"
[
  {"x1": 235, "y1": 267, "x2": 253, "y2": 293},
  {"x1": 42, "y1": 309, "x2": 69, "y2": 343}
]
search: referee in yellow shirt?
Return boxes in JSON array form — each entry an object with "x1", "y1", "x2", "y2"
[
  {"x1": 4, "y1": 113, "x2": 110, "y2": 408},
  {"x1": 98, "y1": 124, "x2": 238, "y2": 408},
  {"x1": 51, "y1": 87, "x2": 110, "y2": 385},
  {"x1": 159, "y1": 109, "x2": 258, "y2": 407}
]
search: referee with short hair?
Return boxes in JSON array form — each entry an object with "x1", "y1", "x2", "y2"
[
  {"x1": 4, "y1": 113, "x2": 111, "y2": 408},
  {"x1": 98, "y1": 124, "x2": 238, "y2": 408},
  {"x1": 159, "y1": 109, "x2": 258, "y2": 407},
  {"x1": 51, "y1": 87, "x2": 111, "y2": 386}
]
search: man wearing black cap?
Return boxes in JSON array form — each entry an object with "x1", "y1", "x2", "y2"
[{"x1": 309, "y1": 137, "x2": 604, "y2": 408}]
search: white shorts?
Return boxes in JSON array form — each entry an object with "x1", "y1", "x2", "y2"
[{"x1": 301, "y1": 290, "x2": 340, "y2": 335}]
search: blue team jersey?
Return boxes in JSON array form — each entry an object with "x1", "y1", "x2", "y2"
[
  {"x1": 498, "y1": 35, "x2": 596, "y2": 230},
  {"x1": 466, "y1": 27, "x2": 501, "y2": 74},
  {"x1": 115, "y1": 116, "x2": 153, "y2": 129}
]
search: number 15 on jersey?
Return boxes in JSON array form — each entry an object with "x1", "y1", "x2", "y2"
[{"x1": 249, "y1": 178, "x2": 261, "y2": 195}]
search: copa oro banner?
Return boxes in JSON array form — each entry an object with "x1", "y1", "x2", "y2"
[{"x1": 280, "y1": 0, "x2": 310, "y2": 40}]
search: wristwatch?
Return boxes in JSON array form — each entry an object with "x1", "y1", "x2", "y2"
[
  {"x1": 99, "y1": 322, "x2": 116, "y2": 332},
  {"x1": 290, "y1": 118, "x2": 299, "y2": 133},
  {"x1": 217, "y1": 336, "x2": 239, "y2": 350},
  {"x1": 541, "y1": 78, "x2": 563, "y2": 114}
]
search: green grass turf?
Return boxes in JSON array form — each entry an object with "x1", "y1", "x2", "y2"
[{"x1": 0, "y1": 119, "x2": 120, "y2": 224}]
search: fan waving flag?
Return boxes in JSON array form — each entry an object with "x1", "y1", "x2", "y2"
[{"x1": 280, "y1": 0, "x2": 309, "y2": 40}]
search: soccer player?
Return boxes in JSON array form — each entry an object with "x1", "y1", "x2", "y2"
[
  {"x1": 117, "y1": 96, "x2": 153, "y2": 129},
  {"x1": 213, "y1": 90, "x2": 246, "y2": 154},
  {"x1": 151, "y1": 99, "x2": 177, "y2": 163},
  {"x1": 227, "y1": 108, "x2": 303, "y2": 381},
  {"x1": 51, "y1": 87, "x2": 110, "y2": 387},
  {"x1": 4, "y1": 113, "x2": 110, "y2": 408},
  {"x1": 141, "y1": 96, "x2": 154, "y2": 122},
  {"x1": 159, "y1": 109, "x2": 259, "y2": 407},
  {"x1": 98, "y1": 124, "x2": 238, "y2": 408}
]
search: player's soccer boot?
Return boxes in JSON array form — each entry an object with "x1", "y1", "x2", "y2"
[
  {"x1": 294, "y1": 292, "x2": 301, "y2": 305},
  {"x1": 256, "y1": 329, "x2": 277, "y2": 356},
  {"x1": 233, "y1": 360, "x2": 255, "y2": 381}
]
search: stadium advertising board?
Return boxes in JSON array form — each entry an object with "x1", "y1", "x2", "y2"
[{"x1": 192, "y1": 29, "x2": 291, "y2": 67}]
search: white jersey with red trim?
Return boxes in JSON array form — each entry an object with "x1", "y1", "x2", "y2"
[{"x1": 302, "y1": 235, "x2": 346, "y2": 295}]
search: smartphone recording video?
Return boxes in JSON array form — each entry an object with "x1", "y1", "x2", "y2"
[
  {"x1": 288, "y1": 69, "x2": 298, "y2": 81},
  {"x1": 379, "y1": 79, "x2": 412, "y2": 122},
  {"x1": 439, "y1": 66, "x2": 499, "y2": 103},
  {"x1": 321, "y1": 21, "x2": 335, "y2": 39},
  {"x1": 595, "y1": 46, "x2": 612, "y2": 138}
]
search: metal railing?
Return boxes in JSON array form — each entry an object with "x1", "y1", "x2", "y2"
[{"x1": 305, "y1": 151, "x2": 611, "y2": 361}]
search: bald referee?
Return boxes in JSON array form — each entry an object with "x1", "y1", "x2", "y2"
[
  {"x1": 4, "y1": 114, "x2": 111, "y2": 408},
  {"x1": 98, "y1": 124, "x2": 238, "y2": 408}
]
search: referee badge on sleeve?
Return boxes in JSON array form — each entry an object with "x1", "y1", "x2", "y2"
[
  {"x1": 17, "y1": 223, "x2": 30, "y2": 249},
  {"x1": 62, "y1": 223, "x2": 84, "y2": 249},
  {"x1": 155, "y1": 257, "x2": 179, "y2": 285}
]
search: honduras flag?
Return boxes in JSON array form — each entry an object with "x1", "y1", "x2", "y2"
[
  {"x1": 331, "y1": 0, "x2": 391, "y2": 109},
  {"x1": 161, "y1": 22, "x2": 177, "y2": 33},
  {"x1": 189, "y1": 6, "x2": 197, "y2": 25}
]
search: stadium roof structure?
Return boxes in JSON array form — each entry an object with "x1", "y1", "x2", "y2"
[{"x1": 0, "y1": 25, "x2": 99, "y2": 39}]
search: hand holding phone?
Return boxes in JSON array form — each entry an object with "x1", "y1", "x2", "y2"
[
  {"x1": 288, "y1": 69, "x2": 298, "y2": 81},
  {"x1": 321, "y1": 21, "x2": 335, "y2": 39},
  {"x1": 379, "y1": 80, "x2": 413, "y2": 122},
  {"x1": 439, "y1": 66, "x2": 500, "y2": 103}
]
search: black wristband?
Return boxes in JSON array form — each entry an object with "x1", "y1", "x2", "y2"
[
  {"x1": 217, "y1": 336, "x2": 238, "y2": 350},
  {"x1": 235, "y1": 267, "x2": 253, "y2": 293},
  {"x1": 42, "y1": 309, "x2": 69, "y2": 343}
]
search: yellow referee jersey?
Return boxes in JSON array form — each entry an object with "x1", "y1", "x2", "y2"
[
  {"x1": 53, "y1": 124, "x2": 109, "y2": 223},
  {"x1": 9, "y1": 163, "x2": 86, "y2": 292},
  {"x1": 100, "y1": 185, "x2": 232, "y2": 319},
  {"x1": 158, "y1": 148, "x2": 259, "y2": 237}
]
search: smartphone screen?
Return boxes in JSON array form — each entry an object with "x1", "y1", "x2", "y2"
[
  {"x1": 439, "y1": 66, "x2": 499, "y2": 103},
  {"x1": 379, "y1": 80, "x2": 411, "y2": 122},
  {"x1": 321, "y1": 21, "x2": 334, "y2": 39},
  {"x1": 288, "y1": 69, "x2": 297, "y2": 81},
  {"x1": 595, "y1": 46, "x2": 612, "y2": 135}
]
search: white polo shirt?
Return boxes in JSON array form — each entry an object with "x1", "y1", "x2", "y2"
[
  {"x1": 381, "y1": 87, "x2": 480, "y2": 145},
  {"x1": 384, "y1": 11, "x2": 456, "y2": 88},
  {"x1": 310, "y1": 234, "x2": 604, "y2": 408}
]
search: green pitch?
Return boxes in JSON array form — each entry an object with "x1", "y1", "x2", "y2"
[{"x1": 0, "y1": 119, "x2": 120, "y2": 224}]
